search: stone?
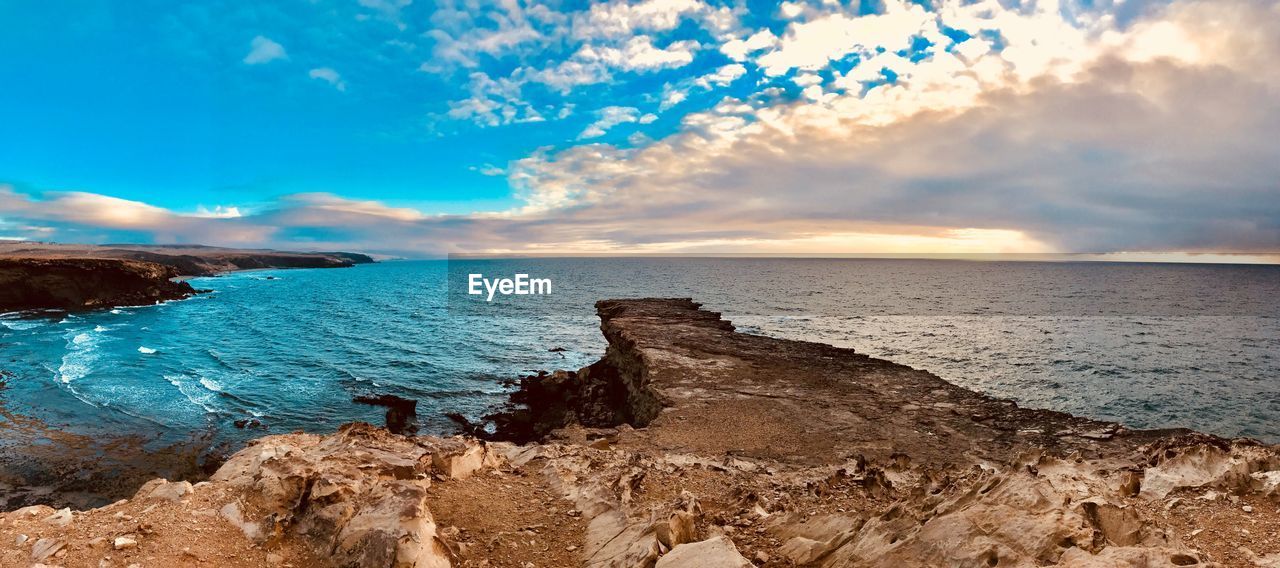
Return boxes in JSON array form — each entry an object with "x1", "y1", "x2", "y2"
[
  {"x1": 219, "y1": 502, "x2": 263, "y2": 542},
  {"x1": 13, "y1": 505, "x2": 54, "y2": 518},
  {"x1": 136, "y1": 479, "x2": 194, "y2": 502},
  {"x1": 44, "y1": 507, "x2": 73, "y2": 526},
  {"x1": 429, "y1": 438, "x2": 489, "y2": 480},
  {"x1": 352, "y1": 394, "x2": 418, "y2": 434},
  {"x1": 31, "y1": 538, "x2": 65, "y2": 561},
  {"x1": 656, "y1": 536, "x2": 752, "y2": 568},
  {"x1": 113, "y1": 536, "x2": 138, "y2": 550},
  {"x1": 654, "y1": 511, "x2": 697, "y2": 550}
]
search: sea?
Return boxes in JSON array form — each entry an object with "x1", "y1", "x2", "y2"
[{"x1": 2, "y1": 258, "x2": 1278, "y2": 471}]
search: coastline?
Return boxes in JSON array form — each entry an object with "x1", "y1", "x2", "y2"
[
  {"x1": 0, "y1": 243, "x2": 374, "y2": 313},
  {"x1": 2, "y1": 298, "x2": 1278, "y2": 566},
  {"x1": 0, "y1": 246, "x2": 378, "y2": 512}
]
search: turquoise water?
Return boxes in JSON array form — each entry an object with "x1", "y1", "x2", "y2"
[{"x1": 2, "y1": 258, "x2": 1279, "y2": 463}]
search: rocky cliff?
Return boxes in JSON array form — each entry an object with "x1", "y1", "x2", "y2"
[
  {"x1": 3, "y1": 299, "x2": 1279, "y2": 567},
  {"x1": 0, "y1": 243, "x2": 375, "y2": 311},
  {"x1": 0, "y1": 258, "x2": 196, "y2": 312},
  {"x1": 0, "y1": 242, "x2": 376, "y2": 276}
]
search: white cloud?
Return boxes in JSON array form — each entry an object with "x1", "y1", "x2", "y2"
[
  {"x1": 446, "y1": 72, "x2": 543, "y2": 127},
  {"x1": 756, "y1": 1, "x2": 932, "y2": 76},
  {"x1": 572, "y1": 0, "x2": 710, "y2": 40},
  {"x1": 659, "y1": 88, "x2": 687, "y2": 111},
  {"x1": 579, "y1": 106, "x2": 645, "y2": 139},
  {"x1": 427, "y1": 0, "x2": 735, "y2": 127},
  {"x1": 575, "y1": 36, "x2": 699, "y2": 72},
  {"x1": 282, "y1": 193, "x2": 426, "y2": 221},
  {"x1": 517, "y1": 60, "x2": 612, "y2": 94},
  {"x1": 471, "y1": 164, "x2": 507, "y2": 176},
  {"x1": 194, "y1": 205, "x2": 243, "y2": 219},
  {"x1": 778, "y1": 2, "x2": 805, "y2": 20},
  {"x1": 693, "y1": 63, "x2": 747, "y2": 89},
  {"x1": 951, "y1": 37, "x2": 992, "y2": 63},
  {"x1": 308, "y1": 68, "x2": 347, "y2": 91},
  {"x1": 425, "y1": 0, "x2": 557, "y2": 70},
  {"x1": 720, "y1": 29, "x2": 777, "y2": 61},
  {"x1": 243, "y1": 36, "x2": 287, "y2": 65}
]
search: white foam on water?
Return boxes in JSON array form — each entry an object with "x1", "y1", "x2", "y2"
[
  {"x1": 138, "y1": 346, "x2": 157, "y2": 354},
  {"x1": 58, "y1": 329, "x2": 102, "y2": 383},
  {"x1": 1, "y1": 318, "x2": 43, "y2": 331},
  {"x1": 198, "y1": 377, "x2": 222, "y2": 392},
  {"x1": 164, "y1": 374, "x2": 219, "y2": 413},
  {"x1": 62, "y1": 383, "x2": 101, "y2": 408}
]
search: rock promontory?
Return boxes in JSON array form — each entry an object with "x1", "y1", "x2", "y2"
[
  {"x1": 0, "y1": 243, "x2": 374, "y2": 312},
  {"x1": 3, "y1": 299, "x2": 1279, "y2": 567},
  {"x1": 0, "y1": 258, "x2": 196, "y2": 312}
]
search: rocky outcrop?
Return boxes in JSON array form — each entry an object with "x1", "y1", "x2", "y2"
[
  {"x1": 3, "y1": 299, "x2": 1280, "y2": 566},
  {"x1": 486, "y1": 299, "x2": 724, "y2": 442},
  {"x1": 354, "y1": 394, "x2": 420, "y2": 435},
  {"x1": 0, "y1": 424, "x2": 504, "y2": 567},
  {"x1": 0, "y1": 243, "x2": 375, "y2": 311},
  {"x1": 317, "y1": 252, "x2": 377, "y2": 266},
  {"x1": 487, "y1": 299, "x2": 1185, "y2": 465},
  {"x1": 0, "y1": 242, "x2": 375, "y2": 277},
  {"x1": 0, "y1": 258, "x2": 195, "y2": 312}
]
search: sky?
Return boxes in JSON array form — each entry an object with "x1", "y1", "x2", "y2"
[{"x1": 0, "y1": 0, "x2": 1277, "y2": 257}]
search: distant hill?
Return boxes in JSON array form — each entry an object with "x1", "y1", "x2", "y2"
[{"x1": 0, "y1": 242, "x2": 375, "y2": 277}]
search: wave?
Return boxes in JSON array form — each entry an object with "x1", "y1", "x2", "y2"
[
  {"x1": 61, "y1": 382, "x2": 101, "y2": 409},
  {"x1": 163, "y1": 374, "x2": 220, "y2": 414},
  {"x1": 138, "y1": 346, "x2": 157, "y2": 354},
  {"x1": 58, "y1": 329, "x2": 103, "y2": 383},
  {"x1": 0, "y1": 319, "x2": 44, "y2": 331}
]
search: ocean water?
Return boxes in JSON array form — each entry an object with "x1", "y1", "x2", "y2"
[{"x1": 1, "y1": 258, "x2": 1278, "y2": 465}]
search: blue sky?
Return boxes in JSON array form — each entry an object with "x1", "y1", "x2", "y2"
[
  {"x1": 0, "y1": 0, "x2": 762, "y2": 212},
  {"x1": 1, "y1": 0, "x2": 1277, "y2": 256}
]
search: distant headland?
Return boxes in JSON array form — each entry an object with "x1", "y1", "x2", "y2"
[{"x1": 0, "y1": 242, "x2": 374, "y2": 312}]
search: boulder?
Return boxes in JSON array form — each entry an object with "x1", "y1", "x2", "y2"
[
  {"x1": 135, "y1": 479, "x2": 194, "y2": 502},
  {"x1": 656, "y1": 536, "x2": 751, "y2": 568},
  {"x1": 353, "y1": 394, "x2": 418, "y2": 434},
  {"x1": 31, "y1": 538, "x2": 64, "y2": 561},
  {"x1": 208, "y1": 423, "x2": 458, "y2": 567}
]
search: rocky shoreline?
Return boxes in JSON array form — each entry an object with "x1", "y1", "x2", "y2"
[
  {"x1": 0, "y1": 258, "x2": 197, "y2": 313},
  {"x1": 0, "y1": 243, "x2": 373, "y2": 312},
  {"x1": 3, "y1": 299, "x2": 1279, "y2": 566}
]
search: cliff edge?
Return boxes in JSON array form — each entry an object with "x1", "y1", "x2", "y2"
[
  {"x1": 0, "y1": 258, "x2": 196, "y2": 312},
  {"x1": 0, "y1": 243, "x2": 374, "y2": 312},
  {"x1": 3, "y1": 299, "x2": 1279, "y2": 567}
]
